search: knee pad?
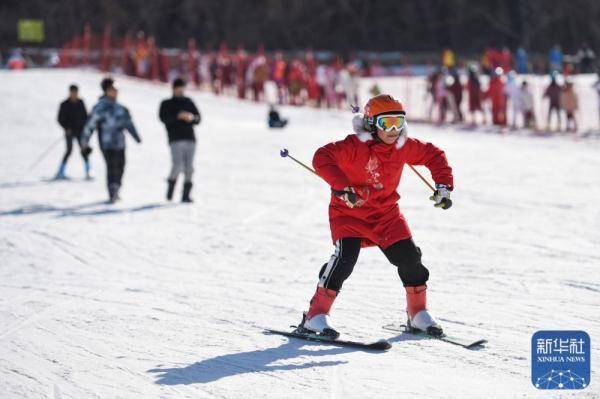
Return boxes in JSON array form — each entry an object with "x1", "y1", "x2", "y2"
[
  {"x1": 392, "y1": 245, "x2": 429, "y2": 286},
  {"x1": 389, "y1": 243, "x2": 421, "y2": 268}
]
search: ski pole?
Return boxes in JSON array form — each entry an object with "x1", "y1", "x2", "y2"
[
  {"x1": 27, "y1": 137, "x2": 63, "y2": 171},
  {"x1": 407, "y1": 164, "x2": 435, "y2": 192},
  {"x1": 280, "y1": 148, "x2": 436, "y2": 193},
  {"x1": 279, "y1": 148, "x2": 318, "y2": 176},
  {"x1": 408, "y1": 164, "x2": 452, "y2": 209},
  {"x1": 280, "y1": 148, "x2": 357, "y2": 200},
  {"x1": 280, "y1": 149, "x2": 440, "y2": 205}
]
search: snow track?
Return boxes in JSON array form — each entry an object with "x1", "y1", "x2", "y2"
[{"x1": 0, "y1": 69, "x2": 599, "y2": 398}]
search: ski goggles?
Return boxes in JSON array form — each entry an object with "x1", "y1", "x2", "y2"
[{"x1": 375, "y1": 114, "x2": 406, "y2": 132}]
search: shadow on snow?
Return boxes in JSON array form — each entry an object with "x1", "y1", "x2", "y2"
[
  {"x1": 147, "y1": 338, "x2": 376, "y2": 385},
  {"x1": 0, "y1": 201, "x2": 175, "y2": 218}
]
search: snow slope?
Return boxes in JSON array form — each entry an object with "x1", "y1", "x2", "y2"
[{"x1": 1, "y1": 69, "x2": 599, "y2": 399}]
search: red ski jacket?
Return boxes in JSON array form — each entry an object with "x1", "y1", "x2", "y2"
[{"x1": 313, "y1": 132, "x2": 453, "y2": 249}]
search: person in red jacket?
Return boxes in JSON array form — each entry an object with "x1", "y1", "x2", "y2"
[
  {"x1": 297, "y1": 94, "x2": 454, "y2": 338},
  {"x1": 487, "y1": 67, "x2": 507, "y2": 127}
]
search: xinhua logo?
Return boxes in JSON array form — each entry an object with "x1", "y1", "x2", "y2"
[{"x1": 532, "y1": 330, "x2": 590, "y2": 390}]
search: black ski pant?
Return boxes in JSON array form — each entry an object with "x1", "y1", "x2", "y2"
[
  {"x1": 62, "y1": 130, "x2": 89, "y2": 164},
  {"x1": 318, "y1": 237, "x2": 429, "y2": 292},
  {"x1": 101, "y1": 149, "x2": 125, "y2": 190}
]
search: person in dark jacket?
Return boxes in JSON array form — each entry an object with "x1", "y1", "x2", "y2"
[
  {"x1": 159, "y1": 77, "x2": 201, "y2": 202},
  {"x1": 56, "y1": 84, "x2": 90, "y2": 179},
  {"x1": 466, "y1": 66, "x2": 486, "y2": 125},
  {"x1": 448, "y1": 71, "x2": 463, "y2": 122},
  {"x1": 81, "y1": 77, "x2": 142, "y2": 203},
  {"x1": 544, "y1": 75, "x2": 563, "y2": 131},
  {"x1": 268, "y1": 105, "x2": 288, "y2": 128}
]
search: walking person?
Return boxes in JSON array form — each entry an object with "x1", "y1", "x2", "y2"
[
  {"x1": 81, "y1": 77, "x2": 142, "y2": 203},
  {"x1": 56, "y1": 84, "x2": 90, "y2": 179},
  {"x1": 159, "y1": 78, "x2": 201, "y2": 202}
]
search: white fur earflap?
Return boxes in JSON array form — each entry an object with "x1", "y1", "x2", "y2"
[
  {"x1": 395, "y1": 121, "x2": 408, "y2": 149},
  {"x1": 352, "y1": 113, "x2": 373, "y2": 142}
]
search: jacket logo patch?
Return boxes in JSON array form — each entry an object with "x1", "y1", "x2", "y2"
[{"x1": 365, "y1": 156, "x2": 384, "y2": 190}]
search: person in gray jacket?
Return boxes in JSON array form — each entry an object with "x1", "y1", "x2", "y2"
[{"x1": 81, "y1": 77, "x2": 142, "y2": 203}]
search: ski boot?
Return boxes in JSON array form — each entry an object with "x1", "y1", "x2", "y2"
[
  {"x1": 182, "y1": 181, "x2": 193, "y2": 203},
  {"x1": 54, "y1": 163, "x2": 67, "y2": 180},
  {"x1": 296, "y1": 287, "x2": 339, "y2": 339},
  {"x1": 84, "y1": 162, "x2": 94, "y2": 180},
  {"x1": 407, "y1": 309, "x2": 443, "y2": 337},
  {"x1": 166, "y1": 179, "x2": 177, "y2": 201},
  {"x1": 108, "y1": 183, "x2": 121, "y2": 204},
  {"x1": 405, "y1": 285, "x2": 443, "y2": 337}
]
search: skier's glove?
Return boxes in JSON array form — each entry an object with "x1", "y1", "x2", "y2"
[
  {"x1": 429, "y1": 184, "x2": 453, "y2": 209},
  {"x1": 332, "y1": 186, "x2": 369, "y2": 208}
]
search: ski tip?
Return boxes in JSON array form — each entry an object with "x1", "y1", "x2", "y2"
[
  {"x1": 465, "y1": 339, "x2": 488, "y2": 349},
  {"x1": 371, "y1": 339, "x2": 392, "y2": 350}
]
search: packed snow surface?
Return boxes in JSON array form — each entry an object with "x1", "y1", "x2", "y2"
[{"x1": 1, "y1": 69, "x2": 599, "y2": 398}]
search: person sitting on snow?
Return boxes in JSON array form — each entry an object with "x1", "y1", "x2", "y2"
[{"x1": 268, "y1": 105, "x2": 288, "y2": 128}]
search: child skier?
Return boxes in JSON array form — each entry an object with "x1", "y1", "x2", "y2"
[{"x1": 298, "y1": 94, "x2": 454, "y2": 338}]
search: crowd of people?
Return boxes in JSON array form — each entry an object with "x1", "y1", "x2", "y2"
[
  {"x1": 120, "y1": 39, "x2": 598, "y2": 133},
  {"x1": 425, "y1": 66, "x2": 593, "y2": 133},
  {"x1": 192, "y1": 48, "x2": 362, "y2": 108},
  {"x1": 441, "y1": 43, "x2": 597, "y2": 76},
  {"x1": 9, "y1": 36, "x2": 600, "y2": 148},
  {"x1": 106, "y1": 33, "x2": 357, "y2": 108},
  {"x1": 7, "y1": 31, "x2": 598, "y2": 121},
  {"x1": 55, "y1": 76, "x2": 201, "y2": 204},
  {"x1": 428, "y1": 44, "x2": 599, "y2": 132},
  {"x1": 109, "y1": 39, "x2": 598, "y2": 121}
]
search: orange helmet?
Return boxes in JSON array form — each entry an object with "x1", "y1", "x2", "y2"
[
  {"x1": 364, "y1": 94, "x2": 405, "y2": 118},
  {"x1": 363, "y1": 94, "x2": 405, "y2": 132}
]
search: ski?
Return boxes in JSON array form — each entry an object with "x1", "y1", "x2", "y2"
[
  {"x1": 383, "y1": 324, "x2": 487, "y2": 349},
  {"x1": 265, "y1": 329, "x2": 392, "y2": 351}
]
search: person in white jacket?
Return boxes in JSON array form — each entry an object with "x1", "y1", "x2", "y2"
[
  {"x1": 520, "y1": 81, "x2": 536, "y2": 130},
  {"x1": 504, "y1": 71, "x2": 522, "y2": 129}
]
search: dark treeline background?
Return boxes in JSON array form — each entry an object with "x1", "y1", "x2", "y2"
[{"x1": 1, "y1": 0, "x2": 599, "y2": 53}]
